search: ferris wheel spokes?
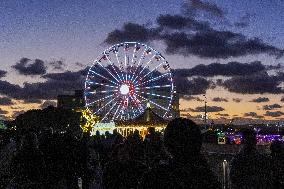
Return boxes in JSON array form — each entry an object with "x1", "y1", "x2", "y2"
[
  {"x1": 136, "y1": 93, "x2": 169, "y2": 112},
  {"x1": 103, "y1": 52, "x2": 123, "y2": 82},
  {"x1": 84, "y1": 42, "x2": 174, "y2": 121},
  {"x1": 89, "y1": 70, "x2": 118, "y2": 86},
  {"x1": 132, "y1": 54, "x2": 156, "y2": 83},
  {"x1": 101, "y1": 101, "x2": 118, "y2": 122}
]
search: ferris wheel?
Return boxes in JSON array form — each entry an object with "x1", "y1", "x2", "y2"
[{"x1": 84, "y1": 42, "x2": 175, "y2": 122}]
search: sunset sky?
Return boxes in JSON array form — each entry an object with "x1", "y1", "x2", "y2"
[{"x1": 0, "y1": 0, "x2": 283, "y2": 123}]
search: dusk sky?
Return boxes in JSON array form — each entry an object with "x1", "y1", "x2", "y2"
[{"x1": 0, "y1": 0, "x2": 283, "y2": 123}]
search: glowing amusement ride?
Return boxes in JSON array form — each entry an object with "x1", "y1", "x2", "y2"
[{"x1": 84, "y1": 42, "x2": 175, "y2": 124}]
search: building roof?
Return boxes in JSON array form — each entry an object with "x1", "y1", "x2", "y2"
[{"x1": 116, "y1": 107, "x2": 168, "y2": 125}]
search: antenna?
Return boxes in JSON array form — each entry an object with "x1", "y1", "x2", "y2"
[{"x1": 203, "y1": 94, "x2": 207, "y2": 123}]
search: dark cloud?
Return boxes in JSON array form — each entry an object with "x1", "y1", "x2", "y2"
[
  {"x1": 250, "y1": 97, "x2": 270, "y2": 103},
  {"x1": 233, "y1": 98, "x2": 242, "y2": 103},
  {"x1": 104, "y1": 23, "x2": 159, "y2": 44},
  {"x1": 216, "y1": 113, "x2": 229, "y2": 117},
  {"x1": 191, "y1": 105, "x2": 224, "y2": 112},
  {"x1": 0, "y1": 70, "x2": 7, "y2": 78},
  {"x1": 40, "y1": 100, "x2": 57, "y2": 109},
  {"x1": 0, "y1": 108, "x2": 8, "y2": 115},
  {"x1": 264, "y1": 111, "x2": 284, "y2": 117},
  {"x1": 157, "y1": 14, "x2": 210, "y2": 30},
  {"x1": 0, "y1": 97, "x2": 13, "y2": 105},
  {"x1": 49, "y1": 60, "x2": 65, "y2": 70},
  {"x1": 12, "y1": 58, "x2": 47, "y2": 75},
  {"x1": 0, "y1": 68, "x2": 87, "y2": 100},
  {"x1": 263, "y1": 104, "x2": 282, "y2": 110},
  {"x1": 162, "y1": 31, "x2": 283, "y2": 59},
  {"x1": 0, "y1": 80, "x2": 22, "y2": 97},
  {"x1": 105, "y1": 15, "x2": 283, "y2": 59},
  {"x1": 222, "y1": 72, "x2": 284, "y2": 94},
  {"x1": 175, "y1": 76, "x2": 211, "y2": 95},
  {"x1": 23, "y1": 98, "x2": 42, "y2": 104},
  {"x1": 174, "y1": 61, "x2": 265, "y2": 77},
  {"x1": 244, "y1": 112, "x2": 258, "y2": 117},
  {"x1": 181, "y1": 95, "x2": 202, "y2": 101},
  {"x1": 212, "y1": 97, "x2": 228, "y2": 102},
  {"x1": 188, "y1": 0, "x2": 225, "y2": 18}
]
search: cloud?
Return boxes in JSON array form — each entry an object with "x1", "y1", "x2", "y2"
[
  {"x1": 0, "y1": 80, "x2": 22, "y2": 97},
  {"x1": 233, "y1": 98, "x2": 242, "y2": 103},
  {"x1": 40, "y1": 100, "x2": 57, "y2": 109},
  {"x1": 250, "y1": 97, "x2": 270, "y2": 103},
  {"x1": 263, "y1": 104, "x2": 282, "y2": 110},
  {"x1": 174, "y1": 76, "x2": 211, "y2": 95},
  {"x1": 49, "y1": 60, "x2": 65, "y2": 70},
  {"x1": 174, "y1": 61, "x2": 265, "y2": 77},
  {"x1": 216, "y1": 113, "x2": 229, "y2": 117},
  {"x1": 0, "y1": 70, "x2": 7, "y2": 78},
  {"x1": 0, "y1": 97, "x2": 13, "y2": 105},
  {"x1": 191, "y1": 105, "x2": 224, "y2": 112},
  {"x1": 157, "y1": 14, "x2": 210, "y2": 30},
  {"x1": 23, "y1": 99, "x2": 42, "y2": 104},
  {"x1": 181, "y1": 95, "x2": 202, "y2": 101},
  {"x1": 162, "y1": 31, "x2": 283, "y2": 59},
  {"x1": 104, "y1": 23, "x2": 159, "y2": 44},
  {"x1": 244, "y1": 112, "x2": 258, "y2": 117},
  {"x1": 105, "y1": 15, "x2": 284, "y2": 59},
  {"x1": 188, "y1": 0, "x2": 225, "y2": 18},
  {"x1": 0, "y1": 108, "x2": 8, "y2": 115},
  {"x1": 212, "y1": 97, "x2": 228, "y2": 102},
  {"x1": 264, "y1": 111, "x2": 284, "y2": 117},
  {"x1": 243, "y1": 112, "x2": 264, "y2": 119},
  {"x1": 0, "y1": 68, "x2": 87, "y2": 100},
  {"x1": 12, "y1": 58, "x2": 47, "y2": 75},
  {"x1": 222, "y1": 72, "x2": 284, "y2": 94}
]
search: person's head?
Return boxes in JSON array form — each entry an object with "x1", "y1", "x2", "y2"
[
  {"x1": 105, "y1": 131, "x2": 110, "y2": 138},
  {"x1": 133, "y1": 129, "x2": 140, "y2": 136},
  {"x1": 164, "y1": 118, "x2": 202, "y2": 159},
  {"x1": 241, "y1": 128, "x2": 257, "y2": 148},
  {"x1": 95, "y1": 130, "x2": 100, "y2": 136}
]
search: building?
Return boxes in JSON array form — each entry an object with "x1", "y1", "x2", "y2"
[{"x1": 57, "y1": 90, "x2": 85, "y2": 110}]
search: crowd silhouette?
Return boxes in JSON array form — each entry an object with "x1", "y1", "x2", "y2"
[{"x1": 0, "y1": 118, "x2": 283, "y2": 189}]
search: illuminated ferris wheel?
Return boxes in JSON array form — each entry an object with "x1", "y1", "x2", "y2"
[{"x1": 84, "y1": 42, "x2": 174, "y2": 122}]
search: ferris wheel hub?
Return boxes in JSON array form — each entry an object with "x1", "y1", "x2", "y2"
[{"x1": 120, "y1": 84, "x2": 130, "y2": 95}]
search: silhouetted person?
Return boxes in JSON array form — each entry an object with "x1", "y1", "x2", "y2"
[
  {"x1": 112, "y1": 129, "x2": 124, "y2": 146},
  {"x1": 77, "y1": 133, "x2": 93, "y2": 189},
  {"x1": 124, "y1": 130, "x2": 144, "y2": 161},
  {"x1": 38, "y1": 127, "x2": 55, "y2": 187},
  {"x1": 11, "y1": 132, "x2": 45, "y2": 189},
  {"x1": 144, "y1": 127, "x2": 165, "y2": 167},
  {"x1": 61, "y1": 131, "x2": 80, "y2": 189},
  {"x1": 230, "y1": 129, "x2": 273, "y2": 189},
  {"x1": 103, "y1": 135, "x2": 147, "y2": 189},
  {"x1": 102, "y1": 158, "x2": 147, "y2": 189},
  {"x1": 140, "y1": 118, "x2": 220, "y2": 189},
  {"x1": 270, "y1": 140, "x2": 284, "y2": 188}
]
